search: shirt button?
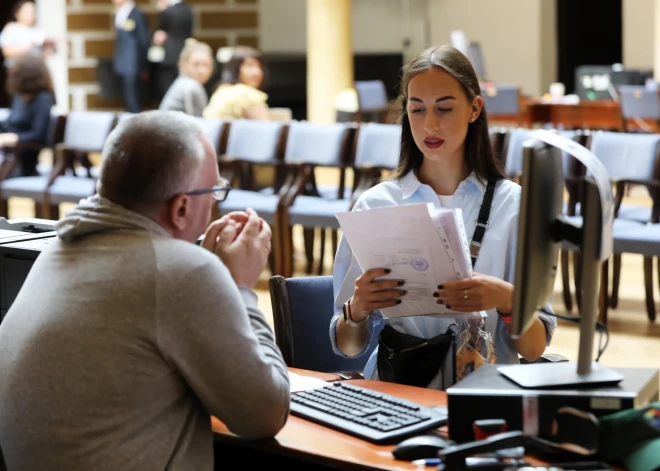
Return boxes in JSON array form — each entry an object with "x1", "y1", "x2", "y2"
[{"x1": 457, "y1": 195, "x2": 464, "y2": 201}]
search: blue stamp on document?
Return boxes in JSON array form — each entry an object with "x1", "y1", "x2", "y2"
[{"x1": 410, "y1": 257, "x2": 430, "y2": 272}]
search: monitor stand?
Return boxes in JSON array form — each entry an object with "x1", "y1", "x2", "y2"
[
  {"x1": 498, "y1": 361, "x2": 624, "y2": 389},
  {"x1": 502, "y1": 181, "x2": 623, "y2": 389}
]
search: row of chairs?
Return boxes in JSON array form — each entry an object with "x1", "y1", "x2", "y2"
[
  {"x1": 0, "y1": 109, "x2": 402, "y2": 278},
  {"x1": 496, "y1": 126, "x2": 660, "y2": 325}
]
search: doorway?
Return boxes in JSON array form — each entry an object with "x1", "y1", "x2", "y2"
[{"x1": 556, "y1": 0, "x2": 623, "y2": 95}]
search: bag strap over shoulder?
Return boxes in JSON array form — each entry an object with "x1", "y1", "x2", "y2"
[{"x1": 469, "y1": 178, "x2": 498, "y2": 268}]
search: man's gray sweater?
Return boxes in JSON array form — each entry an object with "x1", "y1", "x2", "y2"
[{"x1": 0, "y1": 195, "x2": 290, "y2": 470}]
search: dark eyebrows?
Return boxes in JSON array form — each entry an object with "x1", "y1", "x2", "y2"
[{"x1": 409, "y1": 96, "x2": 457, "y2": 103}]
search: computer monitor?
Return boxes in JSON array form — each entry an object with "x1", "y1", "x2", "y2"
[
  {"x1": 497, "y1": 139, "x2": 624, "y2": 389},
  {"x1": 468, "y1": 42, "x2": 487, "y2": 81}
]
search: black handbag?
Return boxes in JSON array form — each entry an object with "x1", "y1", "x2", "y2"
[
  {"x1": 377, "y1": 324, "x2": 456, "y2": 387},
  {"x1": 375, "y1": 178, "x2": 498, "y2": 388}
]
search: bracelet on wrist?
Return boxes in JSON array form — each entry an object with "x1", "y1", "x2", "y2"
[{"x1": 343, "y1": 299, "x2": 368, "y2": 327}]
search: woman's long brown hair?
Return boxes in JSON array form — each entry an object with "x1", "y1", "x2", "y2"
[{"x1": 392, "y1": 45, "x2": 505, "y2": 183}]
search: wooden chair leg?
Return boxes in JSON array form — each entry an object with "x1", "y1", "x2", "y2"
[
  {"x1": 560, "y1": 250, "x2": 573, "y2": 311},
  {"x1": 610, "y1": 253, "x2": 621, "y2": 308},
  {"x1": 304, "y1": 227, "x2": 315, "y2": 275},
  {"x1": 0, "y1": 197, "x2": 8, "y2": 218},
  {"x1": 644, "y1": 256, "x2": 657, "y2": 322},
  {"x1": 317, "y1": 228, "x2": 326, "y2": 276},
  {"x1": 284, "y1": 223, "x2": 295, "y2": 279},
  {"x1": 331, "y1": 229, "x2": 339, "y2": 259}
]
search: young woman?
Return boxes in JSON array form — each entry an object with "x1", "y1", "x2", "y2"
[
  {"x1": 0, "y1": 53, "x2": 54, "y2": 177},
  {"x1": 330, "y1": 45, "x2": 555, "y2": 389},
  {"x1": 203, "y1": 45, "x2": 269, "y2": 120},
  {"x1": 159, "y1": 39, "x2": 214, "y2": 117},
  {"x1": 0, "y1": 0, "x2": 50, "y2": 69}
]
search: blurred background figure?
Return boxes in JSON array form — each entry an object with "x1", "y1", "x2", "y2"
[
  {"x1": 203, "y1": 45, "x2": 270, "y2": 121},
  {"x1": 152, "y1": 0, "x2": 193, "y2": 104},
  {"x1": 0, "y1": 0, "x2": 53, "y2": 70},
  {"x1": 0, "y1": 54, "x2": 54, "y2": 177},
  {"x1": 112, "y1": 0, "x2": 149, "y2": 113},
  {"x1": 159, "y1": 39, "x2": 213, "y2": 117}
]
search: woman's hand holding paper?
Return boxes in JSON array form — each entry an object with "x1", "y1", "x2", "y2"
[
  {"x1": 434, "y1": 272, "x2": 513, "y2": 314},
  {"x1": 350, "y1": 268, "x2": 407, "y2": 322}
]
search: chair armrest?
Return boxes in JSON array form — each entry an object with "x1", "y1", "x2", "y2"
[{"x1": 277, "y1": 163, "x2": 311, "y2": 209}]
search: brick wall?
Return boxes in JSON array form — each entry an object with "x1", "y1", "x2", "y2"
[{"x1": 66, "y1": 0, "x2": 259, "y2": 111}]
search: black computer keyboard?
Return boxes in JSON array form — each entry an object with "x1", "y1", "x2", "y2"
[{"x1": 290, "y1": 382, "x2": 448, "y2": 444}]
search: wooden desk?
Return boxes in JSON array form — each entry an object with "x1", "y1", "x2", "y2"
[
  {"x1": 212, "y1": 368, "x2": 625, "y2": 471},
  {"x1": 520, "y1": 98, "x2": 659, "y2": 132},
  {"x1": 523, "y1": 99, "x2": 623, "y2": 130}
]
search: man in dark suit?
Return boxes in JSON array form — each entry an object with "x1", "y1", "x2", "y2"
[
  {"x1": 111, "y1": 0, "x2": 149, "y2": 113},
  {"x1": 152, "y1": 0, "x2": 194, "y2": 103}
]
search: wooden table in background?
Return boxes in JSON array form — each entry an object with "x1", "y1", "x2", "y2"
[
  {"x1": 212, "y1": 368, "x2": 625, "y2": 471},
  {"x1": 523, "y1": 99, "x2": 623, "y2": 130}
]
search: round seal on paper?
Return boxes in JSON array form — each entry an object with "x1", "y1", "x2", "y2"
[{"x1": 410, "y1": 257, "x2": 430, "y2": 272}]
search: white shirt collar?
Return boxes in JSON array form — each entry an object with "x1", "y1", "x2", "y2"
[
  {"x1": 115, "y1": 1, "x2": 136, "y2": 28},
  {"x1": 169, "y1": 0, "x2": 183, "y2": 4},
  {"x1": 399, "y1": 170, "x2": 486, "y2": 200}
]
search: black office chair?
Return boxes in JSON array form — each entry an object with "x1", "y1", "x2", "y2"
[
  {"x1": 269, "y1": 275, "x2": 381, "y2": 377},
  {"x1": 269, "y1": 275, "x2": 567, "y2": 374}
]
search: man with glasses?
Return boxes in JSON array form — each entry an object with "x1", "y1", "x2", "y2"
[{"x1": 0, "y1": 110, "x2": 290, "y2": 471}]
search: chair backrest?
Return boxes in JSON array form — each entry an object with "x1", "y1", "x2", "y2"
[
  {"x1": 269, "y1": 275, "x2": 382, "y2": 373},
  {"x1": 193, "y1": 117, "x2": 226, "y2": 153},
  {"x1": 482, "y1": 84, "x2": 520, "y2": 116},
  {"x1": 284, "y1": 121, "x2": 352, "y2": 167},
  {"x1": 588, "y1": 131, "x2": 660, "y2": 181},
  {"x1": 225, "y1": 119, "x2": 285, "y2": 163},
  {"x1": 617, "y1": 85, "x2": 660, "y2": 120},
  {"x1": 502, "y1": 127, "x2": 533, "y2": 177},
  {"x1": 62, "y1": 111, "x2": 116, "y2": 151},
  {"x1": 354, "y1": 80, "x2": 389, "y2": 112},
  {"x1": 353, "y1": 123, "x2": 401, "y2": 169}
]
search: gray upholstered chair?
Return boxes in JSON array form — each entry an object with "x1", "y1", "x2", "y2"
[
  {"x1": 0, "y1": 111, "x2": 116, "y2": 219},
  {"x1": 214, "y1": 118, "x2": 287, "y2": 274},
  {"x1": 279, "y1": 120, "x2": 355, "y2": 278}
]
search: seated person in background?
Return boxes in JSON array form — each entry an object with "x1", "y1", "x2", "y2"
[
  {"x1": 159, "y1": 38, "x2": 213, "y2": 117},
  {"x1": 203, "y1": 45, "x2": 269, "y2": 120},
  {"x1": 331, "y1": 45, "x2": 555, "y2": 390},
  {"x1": 0, "y1": 0, "x2": 51, "y2": 69},
  {"x1": 0, "y1": 110, "x2": 290, "y2": 471},
  {"x1": 0, "y1": 53, "x2": 54, "y2": 176}
]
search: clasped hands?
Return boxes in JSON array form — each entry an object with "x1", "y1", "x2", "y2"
[
  {"x1": 200, "y1": 208, "x2": 271, "y2": 288},
  {"x1": 349, "y1": 268, "x2": 514, "y2": 323}
]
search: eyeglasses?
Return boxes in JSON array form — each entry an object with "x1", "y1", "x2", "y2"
[{"x1": 184, "y1": 177, "x2": 231, "y2": 202}]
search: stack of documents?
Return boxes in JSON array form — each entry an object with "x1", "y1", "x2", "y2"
[{"x1": 335, "y1": 203, "x2": 479, "y2": 319}]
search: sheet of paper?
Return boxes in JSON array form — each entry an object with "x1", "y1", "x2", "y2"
[
  {"x1": 289, "y1": 371, "x2": 328, "y2": 393},
  {"x1": 336, "y1": 203, "x2": 480, "y2": 319}
]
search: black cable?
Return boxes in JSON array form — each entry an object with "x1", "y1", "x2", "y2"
[{"x1": 538, "y1": 307, "x2": 610, "y2": 362}]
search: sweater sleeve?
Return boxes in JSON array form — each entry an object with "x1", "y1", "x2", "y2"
[
  {"x1": 155, "y1": 251, "x2": 290, "y2": 439},
  {"x1": 16, "y1": 92, "x2": 52, "y2": 144}
]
